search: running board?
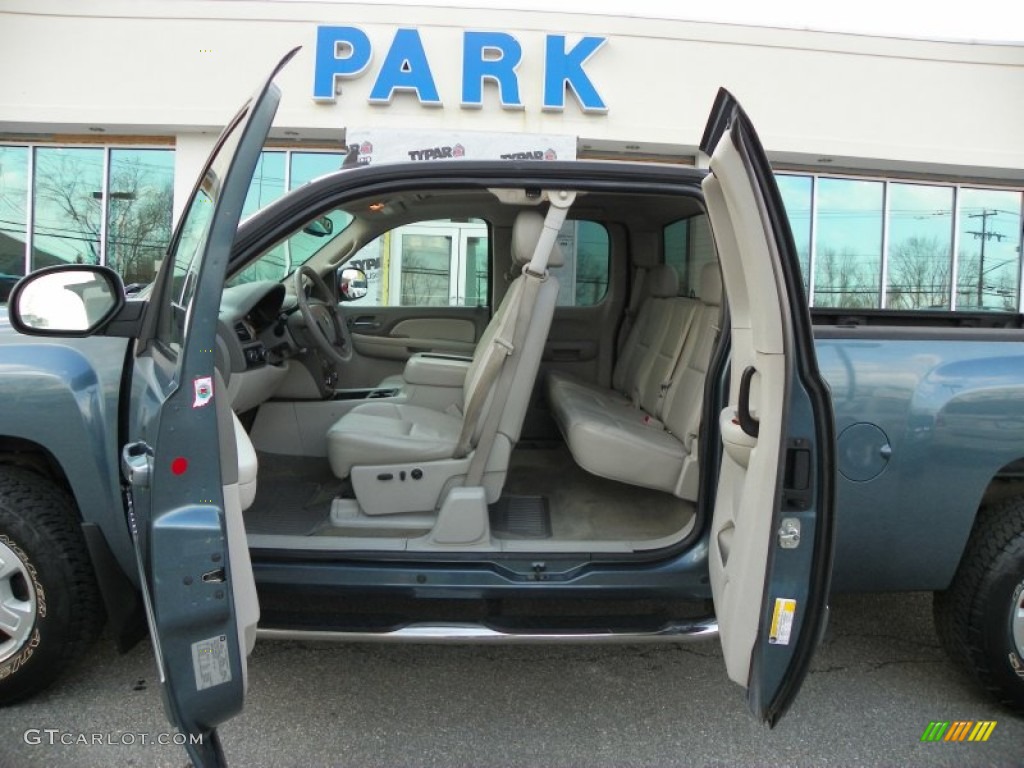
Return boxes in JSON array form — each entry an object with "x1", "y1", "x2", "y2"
[{"x1": 257, "y1": 617, "x2": 718, "y2": 644}]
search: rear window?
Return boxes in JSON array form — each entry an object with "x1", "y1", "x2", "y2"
[
  {"x1": 553, "y1": 220, "x2": 610, "y2": 307},
  {"x1": 664, "y1": 214, "x2": 715, "y2": 296}
]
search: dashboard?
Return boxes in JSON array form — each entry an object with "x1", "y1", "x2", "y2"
[{"x1": 218, "y1": 281, "x2": 293, "y2": 412}]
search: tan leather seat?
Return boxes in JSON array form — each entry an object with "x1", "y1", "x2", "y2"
[
  {"x1": 547, "y1": 263, "x2": 722, "y2": 499},
  {"x1": 326, "y1": 209, "x2": 565, "y2": 508}
]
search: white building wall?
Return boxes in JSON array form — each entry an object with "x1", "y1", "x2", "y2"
[{"x1": 1, "y1": 0, "x2": 1022, "y2": 183}]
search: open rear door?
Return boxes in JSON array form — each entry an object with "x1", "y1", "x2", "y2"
[
  {"x1": 700, "y1": 89, "x2": 835, "y2": 725},
  {"x1": 119, "y1": 49, "x2": 297, "y2": 766}
]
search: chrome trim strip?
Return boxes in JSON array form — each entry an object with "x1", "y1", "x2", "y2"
[{"x1": 256, "y1": 618, "x2": 719, "y2": 644}]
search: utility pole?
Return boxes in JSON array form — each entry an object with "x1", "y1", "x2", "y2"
[{"x1": 967, "y1": 210, "x2": 1005, "y2": 307}]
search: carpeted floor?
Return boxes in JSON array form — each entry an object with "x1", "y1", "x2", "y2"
[
  {"x1": 244, "y1": 445, "x2": 693, "y2": 545},
  {"x1": 502, "y1": 444, "x2": 694, "y2": 542}
]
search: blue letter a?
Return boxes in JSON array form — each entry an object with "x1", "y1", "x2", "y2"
[{"x1": 369, "y1": 29, "x2": 442, "y2": 105}]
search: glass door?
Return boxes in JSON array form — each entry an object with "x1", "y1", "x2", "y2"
[{"x1": 389, "y1": 220, "x2": 488, "y2": 307}]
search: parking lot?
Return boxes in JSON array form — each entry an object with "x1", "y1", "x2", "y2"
[{"x1": 1, "y1": 591, "x2": 1021, "y2": 767}]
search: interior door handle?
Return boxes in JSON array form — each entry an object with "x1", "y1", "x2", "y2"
[
  {"x1": 737, "y1": 366, "x2": 760, "y2": 438},
  {"x1": 351, "y1": 318, "x2": 380, "y2": 330}
]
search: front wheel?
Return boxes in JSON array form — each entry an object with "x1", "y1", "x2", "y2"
[
  {"x1": 934, "y1": 496, "x2": 1024, "y2": 713},
  {"x1": 0, "y1": 467, "x2": 103, "y2": 705}
]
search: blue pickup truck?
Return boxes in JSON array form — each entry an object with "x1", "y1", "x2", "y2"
[{"x1": 0, "y1": 52, "x2": 1021, "y2": 767}]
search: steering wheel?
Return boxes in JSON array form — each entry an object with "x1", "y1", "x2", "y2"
[{"x1": 294, "y1": 265, "x2": 353, "y2": 365}]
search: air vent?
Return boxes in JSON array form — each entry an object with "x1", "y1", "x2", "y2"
[{"x1": 234, "y1": 322, "x2": 253, "y2": 342}]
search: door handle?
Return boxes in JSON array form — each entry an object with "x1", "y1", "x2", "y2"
[
  {"x1": 737, "y1": 366, "x2": 760, "y2": 438},
  {"x1": 121, "y1": 441, "x2": 154, "y2": 488},
  {"x1": 350, "y1": 318, "x2": 380, "y2": 330}
]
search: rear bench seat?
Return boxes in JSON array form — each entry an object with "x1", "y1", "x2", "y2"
[{"x1": 546, "y1": 263, "x2": 722, "y2": 500}]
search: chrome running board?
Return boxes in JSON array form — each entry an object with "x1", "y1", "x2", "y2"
[{"x1": 257, "y1": 617, "x2": 718, "y2": 644}]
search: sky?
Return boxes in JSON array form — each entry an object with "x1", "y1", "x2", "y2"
[{"x1": 260, "y1": 0, "x2": 1024, "y2": 44}]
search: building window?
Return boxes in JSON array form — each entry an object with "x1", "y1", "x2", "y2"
[
  {"x1": 106, "y1": 149, "x2": 175, "y2": 285},
  {"x1": 885, "y1": 183, "x2": 954, "y2": 310},
  {"x1": 32, "y1": 147, "x2": 105, "y2": 269},
  {"x1": 813, "y1": 177, "x2": 884, "y2": 309},
  {"x1": 776, "y1": 174, "x2": 812, "y2": 291},
  {"x1": 243, "y1": 150, "x2": 347, "y2": 219},
  {"x1": 0, "y1": 146, "x2": 29, "y2": 286},
  {"x1": 957, "y1": 188, "x2": 1022, "y2": 311},
  {"x1": 0, "y1": 143, "x2": 175, "y2": 290},
  {"x1": 776, "y1": 172, "x2": 1023, "y2": 312}
]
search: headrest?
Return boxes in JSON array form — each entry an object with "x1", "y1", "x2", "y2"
[
  {"x1": 699, "y1": 262, "x2": 723, "y2": 306},
  {"x1": 512, "y1": 210, "x2": 564, "y2": 269},
  {"x1": 647, "y1": 264, "x2": 679, "y2": 298}
]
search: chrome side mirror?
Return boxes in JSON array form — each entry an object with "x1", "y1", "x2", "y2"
[{"x1": 338, "y1": 267, "x2": 368, "y2": 301}]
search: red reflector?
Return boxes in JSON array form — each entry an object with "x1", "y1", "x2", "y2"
[{"x1": 171, "y1": 457, "x2": 188, "y2": 476}]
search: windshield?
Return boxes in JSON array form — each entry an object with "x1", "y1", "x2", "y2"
[{"x1": 227, "y1": 208, "x2": 353, "y2": 286}]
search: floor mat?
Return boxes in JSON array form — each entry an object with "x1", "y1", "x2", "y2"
[
  {"x1": 503, "y1": 445, "x2": 693, "y2": 542},
  {"x1": 243, "y1": 453, "x2": 345, "y2": 536},
  {"x1": 490, "y1": 496, "x2": 552, "y2": 539}
]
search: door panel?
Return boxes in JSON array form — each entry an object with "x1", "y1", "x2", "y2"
[
  {"x1": 392, "y1": 317, "x2": 477, "y2": 343},
  {"x1": 120, "y1": 49, "x2": 294, "y2": 766},
  {"x1": 700, "y1": 89, "x2": 835, "y2": 726},
  {"x1": 336, "y1": 218, "x2": 491, "y2": 388},
  {"x1": 338, "y1": 306, "x2": 487, "y2": 387}
]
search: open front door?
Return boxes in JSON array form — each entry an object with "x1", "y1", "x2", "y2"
[
  {"x1": 700, "y1": 89, "x2": 835, "y2": 725},
  {"x1": 119, "y1": 50, "x2": 297, "y2": 766}
]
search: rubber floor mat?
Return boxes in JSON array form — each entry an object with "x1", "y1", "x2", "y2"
[
  {"x1": 244, "y1": 453, "x2": 345, "y2": 536},
  {"x1": 489, "y1": 495, "x2": 552, "y2": 539}
]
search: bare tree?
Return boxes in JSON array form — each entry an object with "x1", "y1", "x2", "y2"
[
  {"x1": 886, "y1": 235, "x2": 950, "y2": 309},
  {"x1": 106, "y1": 157, "x2": 174, "y2": 284},
  {"x1": 813, "y1": 247, "x2": 878, "y2": 308},
  {"x1": 33, "y1": 152, "x2": 102, "y2": 266},
  {"x1": 34, "y1": 152, "x2": 172, "y2": 284}
]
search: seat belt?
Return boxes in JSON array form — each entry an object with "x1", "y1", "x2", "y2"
[
  {"x1": 616, "y1": 266, "x2": 647, "y2": 356},
  {"x1": 452, "y1": 286, "x2": 520, "y2": 458},
  {"x1": 655, "y1": 304, "x2": 700, "y2": 417},
  {"x1": 465, "y1": 192, "x2": 576, "y2": 486}
]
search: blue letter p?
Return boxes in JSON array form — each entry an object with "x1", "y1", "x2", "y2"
[{"x1": 313, "y1": 26, "x2": 373, "y2": 103}]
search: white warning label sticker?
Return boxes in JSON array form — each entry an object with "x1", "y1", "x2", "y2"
[
  {"x1": 191, "y1": 634, "x2": 232, "y2": 691},
  {"x1": 769, "y1": 598, "x2": 797, "y2": 645}
]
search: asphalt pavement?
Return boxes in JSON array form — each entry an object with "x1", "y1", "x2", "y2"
[{"x1": 1, "y1": 591, "x2": 1022, "y2": 767}]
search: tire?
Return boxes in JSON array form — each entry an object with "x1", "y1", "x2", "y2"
[
  {"x1": 0, "y1": 467, "x2": 103, "y2": 705},
  {"x1": 933, "y1": 496, "x2": 1024, "y2": 713}
]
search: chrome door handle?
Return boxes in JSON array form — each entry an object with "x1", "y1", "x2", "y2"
[{"x1": 120, "y1": 441, "x2": 153, "y2": 488}]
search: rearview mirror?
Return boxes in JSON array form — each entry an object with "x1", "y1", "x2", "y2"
[
  {"x1": 8, "y1": 265, "x2": 125, "y2": 336},
  {"x1": 302, "y1": 215, "x2": 335, "y2": 237},
  {"x1": 338, "y1": 267, "x2": 368, "y2": 301}
]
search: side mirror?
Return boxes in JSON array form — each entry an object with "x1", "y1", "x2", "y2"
[
  {"x1": 8, "y1": 265, "x2": 125, "y2": 336},
  {"x1": 302, "y1": 215, "x2": 334, "y2": 238},
  {"x1": 338, "y1": 267, "x2": 368, "y2": 301}
]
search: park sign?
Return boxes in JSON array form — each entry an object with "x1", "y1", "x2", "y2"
[{"x1": 313, "y1": 26, "x2": 608, "y2": 113}]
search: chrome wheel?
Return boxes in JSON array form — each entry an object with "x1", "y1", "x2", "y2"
[{"x1": 0, "y1": 538, "x2": 37, "y2": 664}]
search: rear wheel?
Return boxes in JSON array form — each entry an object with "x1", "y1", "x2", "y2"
[
  {"x1": 934, "y1": 496, "x2": 1024, "y2": 713},
  {"x1": 0, "y1": 467, "x2": 103, "y2": 705}
]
